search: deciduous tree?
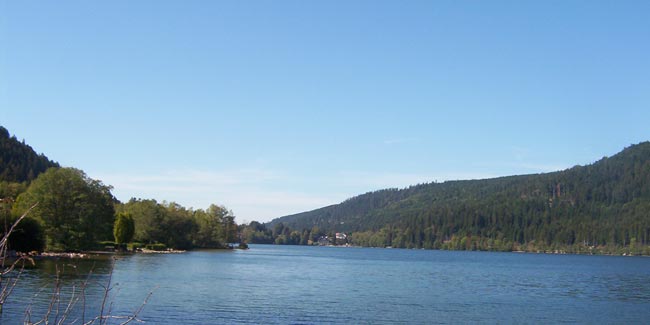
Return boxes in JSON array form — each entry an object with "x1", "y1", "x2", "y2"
[
  {"x1": 114, "y1": 212, "x2": 135, "y2": 245},
  {"x1": 13, "y1": 168, "x2": 115, "y2": 251}
]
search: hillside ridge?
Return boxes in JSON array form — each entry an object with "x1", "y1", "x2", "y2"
[
  {"x1": 0, "y1": 126, "x2": 59, "y2": 183},
  {"x1": 267, "y1": 142, "x2": 650, "y2": 253}
]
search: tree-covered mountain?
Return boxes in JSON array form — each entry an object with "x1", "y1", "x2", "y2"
[
  {"x1": 267, "y1": 142, "x2": 650, "y2": 254},
  {"x1": 0, "y1": 126, "x2": 59, "y2": 183}
]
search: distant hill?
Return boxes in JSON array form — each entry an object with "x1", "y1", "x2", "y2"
[
  {"x1": 0, "y1": 126, "x2": 59, "y2": 183},
  {"x1": 269, "y1": 142, "x2": 650, "y2": 253}
]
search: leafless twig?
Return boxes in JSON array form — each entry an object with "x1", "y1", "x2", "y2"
[
  {"x1": 1, "y1": 203, "x2": 155, "y2": 324},
  {"x1": 0, "y1": 203, "x2": 38, "y2": 312}
]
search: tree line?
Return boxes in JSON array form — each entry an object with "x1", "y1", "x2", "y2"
[
  {"x1": 0, "y1": 126, "x2": 242, "y2": 252},
  {"x1": 3, "y1": 167, "x2": 241, "y2": 252},
  {"x1": 239, "y1": 222, "x2": 328, "y2": 246},
  {"x1": 117, "y1": 198, "x2": 238, "y2": 250}
]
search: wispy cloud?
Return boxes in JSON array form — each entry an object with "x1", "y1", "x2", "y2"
[
  {"x1": 95, "y1": 168, "x2": 340, "y2": 223},
  {"x1": 95, "y1": 167, "x2": 503, "y2": 223},
  {"x1": 102, "y1": 168, "x2": 280, "y2": 189}
]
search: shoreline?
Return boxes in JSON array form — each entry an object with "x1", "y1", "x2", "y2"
[
  {"x1": 270, "y1": 243, "x2": 650, "y2": 257},
  {"x1": 8, "y1": 245, "x2": 648, "y2": 260},
  {"x1": 6, "y1": 246, "x2": 246, "y2": 260}
]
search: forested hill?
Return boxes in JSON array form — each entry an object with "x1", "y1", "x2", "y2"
[
  {"x1": 0, "y1": 126, "x2": 59, "y2": 183},
  {"x1": 269, "y1": 142, "x2": 650, "y2": 253}
]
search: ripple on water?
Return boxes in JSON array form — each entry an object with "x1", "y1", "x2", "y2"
[{"x1": 3, "y1": 247, "x2": 650, "y2": 324}]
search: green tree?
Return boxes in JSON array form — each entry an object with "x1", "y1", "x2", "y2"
[
  {"x1": 300, "y1": 230, "x2": 309, "y2": 245},
  {"x1": 113, "y1": 212, "x2": 135, "y2": 245},
  {"x1": 2, "y1": 198, "x2": 44, "y2": 252},
  {"x1": 161, "y1": 202, "x2": 196, "y2": 250},
  {"x1": 0, "y1": 182, "x2": 28, "y2": 200},
  {"x1": 240, "y1": 221, "x2": 273, "y2": 244},
  {"x1": 192, "y1": 204, "x2": 227, "y2": 248},
  {"x1": 222, "y1": 213, "x2": 238, "y2": 244},
  {"x1": 273, "y1": 223, "x2": 285, "y2": 238},
  {"x1": 118, "y1": 198, "x2": 166, "y2": 244},
  {"x1": 12, "y1": 168, "x2": 115, "y2": 251}
]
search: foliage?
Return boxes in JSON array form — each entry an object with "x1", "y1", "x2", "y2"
[
  {"x1": 145, "y1": 243, "x2": 167, "y2": 251},
  {"x1": 193, "y1": 204, "x2": 228, "y2": 248},
  {"x1": 12, "y1": 168, "x2": 116, "y2": 251},
  {"x1": 7, "y1": 214, "x2": 44, "y2": 252},
  {"x1": 117, "y1": 199, "x2": 167, "y2": 244},
  {"x1": 222, "y1": 214, "x2": 238, "y2": 244},
  {"x1": 0, "y1": 182, "x2": 28, "y2": 201},
  {"x1": 0, "y1": 126, "x2": 59, "y2": 183},
  {"x1": 117, "y1": 199, "x2": 240, "y2": 250},
  {"x1": 2, "y1": 196, "x2": 44, "y2": 252},
  {"x1": 0, "y1": 125, "x2": 56, "y2": 251},
  {"x1": 114, "y1": 212, "x2": 135, "y2": 244},
  {"x1": 128, "y1": 242, "x2": 144, "y2": 251},
  {"x1": 162, "y1": 202, "x2": 196, "y2": 250},
  {"x1": 240, "y1": 221, "x2": 317, "y2": 245},
  {"x1": 98, "y1": 240, "x2": 116, "y2": 247},
  {"x1": 267, "y1": 142, "x2": 650, "y2": 254},
  {"x1": 239, "y1": 221, "x2": 273, "y2": 244}
]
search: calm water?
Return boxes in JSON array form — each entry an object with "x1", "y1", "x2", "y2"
[{"x1": 3, "y1": 245, "x2": 650, "y2": 324}]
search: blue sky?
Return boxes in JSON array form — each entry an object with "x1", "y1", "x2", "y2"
[{"x1": 2, "y1": 1, "x2": 649, "y2": 222}]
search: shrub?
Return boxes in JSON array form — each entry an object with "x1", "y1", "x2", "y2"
[{"x1": 145, "y1": 243, "x2": 166, "y2": 251}]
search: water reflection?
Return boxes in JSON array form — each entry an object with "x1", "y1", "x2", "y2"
[{"x1": 2, "y1": 256, "x2": 119, "y2": 324}]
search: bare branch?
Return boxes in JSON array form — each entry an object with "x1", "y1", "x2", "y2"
[
  {"x1": 1, "y1": 203, "x2": 39, "y2": 312},
  {"x1": 119, "y1": 286, "x2": 158, "y2": 325},
  {"x1": 98, "y1": 259, "x2": 115, "y2": 325},
  {"x1": 0, "y1": 203, "x2": 38, "y2": 248}
]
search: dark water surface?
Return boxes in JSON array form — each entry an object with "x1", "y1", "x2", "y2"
[{"x1": 3, "y1": 245, "x2": 650, "y2": 324}]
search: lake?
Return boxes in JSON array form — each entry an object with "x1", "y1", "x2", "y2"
[{"x1": 3, "y1": 245, "x2": 650, "y2": 324}]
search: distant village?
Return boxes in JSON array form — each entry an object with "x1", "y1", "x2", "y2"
[{"x1": 313, "y1": 232, "x2": 349, "y2": 246}]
